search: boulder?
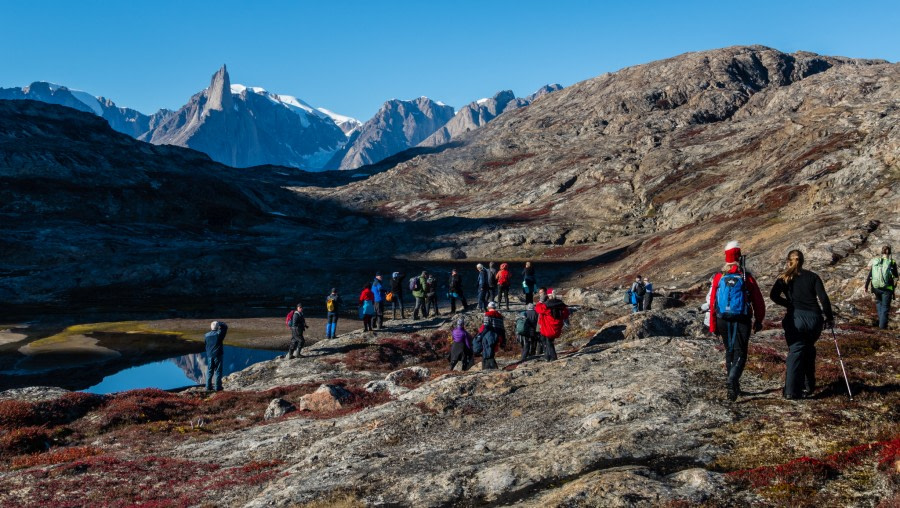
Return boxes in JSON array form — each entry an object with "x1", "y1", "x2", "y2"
[
  {"x1": 297, "y1": 384, "x2": 352, "y2": 412},
  {"x1": 386, "y1": 366, "x2": 430, "y2": 385},
  {"x1": 363, "y1": 380, "x2": 409, "y2": 397},
  {"x1": 263, "y1": 398, "x2": 295, "y2": 421}
]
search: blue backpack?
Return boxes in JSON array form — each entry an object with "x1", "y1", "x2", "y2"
[{"x1": 715, "y1": 272, "x2": 748, "y2": 319}]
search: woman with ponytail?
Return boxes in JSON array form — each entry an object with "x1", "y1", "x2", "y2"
[{"x1": 770, "y1": 250, "x2": 834, "y2": 399}]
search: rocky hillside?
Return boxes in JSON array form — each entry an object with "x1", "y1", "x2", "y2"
[
  {"x1": 0, "y1": 99, "x2": 391, "y2": 315},
  {"x1": 0, "y1": 306, "x2": 896, "y2": 506},
  {"x1": 311, "y1": 45, "x2": 898, "y2": 310}
]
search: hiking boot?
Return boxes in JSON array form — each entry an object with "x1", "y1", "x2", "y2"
[{"x1": 727, "y1": 386, "x2": 738, "y2": 402}]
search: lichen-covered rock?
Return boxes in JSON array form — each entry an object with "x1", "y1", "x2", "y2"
[
  {"x1": 385, "y1": 366, "x2": 430, "y2": 385},
  {"x1": 263, "y1": 398, "x2": 295, "y2": 420},
  {"x1": 297, "y1": 384, "x2": 352, "y2": 412}
]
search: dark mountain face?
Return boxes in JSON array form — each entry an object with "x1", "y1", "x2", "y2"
[{"x1": 335, "y1": 97, "x2": 456, "y2": 169}]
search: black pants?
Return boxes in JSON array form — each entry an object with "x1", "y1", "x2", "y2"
[
  {"x1": 449, "y1": 292, "x2": 467, "y2": 313},
  {"x1": 426, "y1": 294, "x2": 439, "y2": 316},
  {"x1": 413, "y1": 297, "x2": 426, "y2": 319},
  {"x1": 498, "y1": 285, "x2": 510, "y2": 310},
  {"x1": 783, "y1": 310, "x2": 822, "y2": 397},
  {"x1": 482, "y1": 355, "x2": 498, "y2": 370},
  {"x1": 478, "y1": 288, "x2": 490, "y2": 311},
  {"x1": 524, "y1": 283, "x2": 535, "y2": 304},
  {"x1": 540, "y1": 334, "x2": 557, "y2": 361},
  {"x1": 716, "y1": 317, "x2": 750, "y2": 391},
  {"x1": 374, "y1": 301, "x2": 385, "y2": 328},
  {"x1": 205, "y1": 352, "x2": 223, "y2": 390},
  {"x1": 449, "y1": 342, "x2": 473, "y2": 371},
  {"x1": 288, "y1": 327, "x2": 305, "y2": 358},
  {"x1": 874, "y1": 288, "x2": 893, "y2": 329},
  {"x1": 518, "y1": 333, "x2": 534, "y2": 361},
  {"x1": 391, "y1": 296, "x2": 406, "y2": 319}
]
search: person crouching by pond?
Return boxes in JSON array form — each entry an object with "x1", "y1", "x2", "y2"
[
  {"x1": 287, "y1": 304, "x2": 308, "y2": 359},
  {"x1": 359, "y1": 283, "x2": 375, "y2": 332},
  {"x1": 770, "y1": 249, "x2": 834, "y2": 400},
  {"x1": 449, "y1": 318, "x2": 473, "y2": 371},
  {"x1": 479, "y1": 302, "x2": 506, "y2": 370},
  {"x1": 205, "y1": 320, "x2": 228, "y2": 391}
]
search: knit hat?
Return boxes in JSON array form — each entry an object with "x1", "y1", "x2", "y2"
[
  {"x1": 487, "y1": 301, "x2": 497, "y2": 309},
  {"x1": 456, "y1": 318, "x2": 465, "y2": 328},
  {"x1": 724, "y1": 241, "x2": 741, "y2": 263}
]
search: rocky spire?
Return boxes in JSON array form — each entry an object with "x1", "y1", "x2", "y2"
[{"x1": 205, "y1": 65, "x2": 233, "y2": 112}]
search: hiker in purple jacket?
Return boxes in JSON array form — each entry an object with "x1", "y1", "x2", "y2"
[{"x1": 449, "y1": 318, "x2": 474, "y2": 371}]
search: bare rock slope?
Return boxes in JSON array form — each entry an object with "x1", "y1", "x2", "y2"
[{"x1": 314, "y1": 46, "x2": 898, "y2": 307}]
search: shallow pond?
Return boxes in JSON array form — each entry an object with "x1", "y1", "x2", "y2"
[{"x1": 84, "y1": 345, "x2": 280, "y2": 394}]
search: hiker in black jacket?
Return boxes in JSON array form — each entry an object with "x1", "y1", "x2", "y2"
[
  {"x1": 425, "y1": 273, "x2": 440, "y2": 316},
  {"x1": 516, "y1": 304, "x2": 539, "y2": 361},
  {"x1": 448, "y1": 268, "x2": 468, "y2": 313},
  {"x1": 204, "y1": 321, "x2": 228, "y2": 391},
  {"x1": 287, "y1": 303, "x2": 309, "y2": 359},
  {"x1": 770, "y1": 250, "x2": 834, "y2": 399},
  {"x1": 523, "y1": 262, "x2": 537, "y2": 304},
  {"x1": 390, "y1": 272, "x2": 406, "y2": 319},
  {"x1": 488, "y1": 261, "x2": 499, "y2": 302}
]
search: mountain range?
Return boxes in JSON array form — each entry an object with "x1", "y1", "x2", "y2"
[{"x1": 0, "y1": 69, "x2": 561, "y2": 171}]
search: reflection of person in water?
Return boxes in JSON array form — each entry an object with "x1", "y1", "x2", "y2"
[{"x1": 204, "y1": 321, "x2": 228, "y2": 391}]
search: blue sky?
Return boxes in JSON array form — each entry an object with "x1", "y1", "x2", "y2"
[{"x1": 1, "y1": 0, "x2": 898, "y2": 120}]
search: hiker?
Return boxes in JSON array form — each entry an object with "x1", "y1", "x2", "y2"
[
  {"x1": 411, "y1": 271, "x2": 428, "y2": 319},
  {"x1": 204, "y1": 320, "x2": 228, "y2": 391},
  {"x1": 359, "y1": 284, "x2": 375, "y2": 332},
  {"x1": 488, "y1": 262, "x2": 499, "y2": 302},
  {"x1": 864, "y1": 245, "x2": 897, "y2": 329},
  {"x1": 448, "y1": 268, "x2": 468, "y2": 313},
  {"x1": 478, "y1": 302, "x2": 506, "y2": 369},
  {"x1": 476, "y1": 264, "x2": 492, "y2": 311},
  {"x1": 523, "y1": 261, "x2": 537, "y2": 304},
  {"x1": 643, "y1": 277, "x2": 654, "y2": 311},
  {"x1": 325, "y1": 288, "x2": 342, "y2": 339},
  {"x1": 770, "y1": 250, "x2": 834, "y2": 399},
  {"x1": 535, "y1": 290, "x2": 569, "y2": 361},
  {"x1": 288, "y1": 303, "x2": 309, "y2": 358},
  {"x1": 390, "y1": 272, "x2": 406, "y2": 319},
  {"x1": 496, "y1": 263, "x2": 511, "y2": 310},
  {"x1": 425, "y1": 272, "x2": 440, "y2": 316},
  {"x1": 449, "y1": 318, "x2": 474, "y2": 371},
  {"x1": 709, "y1": 241, "x2": 766, "y2": 402},
  {"x1": 515, "y1": 303, "x2": 539, "y2": 361},
  {"x1": 372, "y1": 272, "x2": 387, "y2": 329},
  {"x1": 629, "y1": 276, "x2": 646, "y2": 313}
]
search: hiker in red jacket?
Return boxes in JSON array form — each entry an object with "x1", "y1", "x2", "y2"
[
  {"x1": 478, "y1": 302, "x2": 506, "y2": 369},
  {"x1": 359, "y1": 284, "x2": 376, "y2": 332},
  {"x1": 709, "y1": 241, "x2": 766, "y2": 401},
  {"x1": 496, "y1": 263, "x2": 511, "y2": 310},
  {"x1": 534, "y1": 290, "x2": 570, "y2": 361}
]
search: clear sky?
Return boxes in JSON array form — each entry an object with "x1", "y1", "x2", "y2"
[{"x1": 1, "y1": 0, "x2": 898, "y2": 121}]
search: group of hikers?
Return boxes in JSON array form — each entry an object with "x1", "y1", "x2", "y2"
[
  {"x1": 700, "y1": 241, "x2": 896, "y2": 402},
  {"x1": 203, "y1": 243, "x2": 896, "y2": 399}
]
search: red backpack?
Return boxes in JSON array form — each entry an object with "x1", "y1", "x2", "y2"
[{"x1": 285, "y1": 310, "x2": 295, "y2": 327}]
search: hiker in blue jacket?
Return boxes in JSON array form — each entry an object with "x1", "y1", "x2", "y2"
[
  {"x1": 372, "y1": 272, "x2": 387, "y2": 329},
  {"x1": 477, "y1": 263, "x2": 492, "y2": 311},
  {"x1": 204, "y1": 320, "x2": 228, "y2": 391}
]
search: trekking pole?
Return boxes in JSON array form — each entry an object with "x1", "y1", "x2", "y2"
[{"x1": 830, "y1": 326, "x2": 853, "y2": 400}]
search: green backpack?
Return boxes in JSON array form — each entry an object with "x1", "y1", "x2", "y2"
[{"x1": 871, "y1": 258, "x2": 896, "y2": 290}]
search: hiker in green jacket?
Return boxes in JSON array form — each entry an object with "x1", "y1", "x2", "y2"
[
  {"x1": 865, "y1": 245, "x2": 898, "y2": 329},
  {"x1": 412, "y1": 271, "x2": 428, "y2": 320}
]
